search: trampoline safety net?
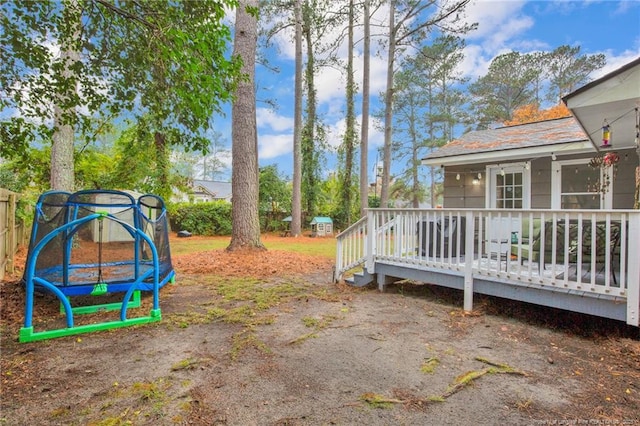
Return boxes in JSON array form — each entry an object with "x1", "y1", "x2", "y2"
[{"x1": 24, "y1": 189, "x2": 173, "y2": 291}]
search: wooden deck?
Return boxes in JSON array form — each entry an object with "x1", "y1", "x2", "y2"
[{"x1": 335, "y1": 208, "x2": 640, "y2": 327}]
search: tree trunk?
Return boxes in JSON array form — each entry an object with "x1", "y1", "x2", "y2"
[
  {"x1": 380, "y1": 0, "x2": 395, "y2": 207},
  {"x1": 228, "y1": 0, "x2": 264, "y2": 251},
  {"x1": 291, "y1": 0, "x2": 303, "y2": 237},
  {"x1": 50, "y1": 0, "x2": 80, "y2": 192},
  {"x1": 51, "y1": 103, "x2": 75, "y2": 191},
  {"x1": 340, "y1": 0, "x2": 356, "y2": 226},
  {"x1": 154, "y1": 132, "x2": 171, "y2": 201},
  {"x1": 359, "y1": 0, "x2": 370, "y2": 217},
  {"x1": 409, "y1": 100, "x2": 419, "y2": 208},
  {"x1": 302, "y1": 0, "x2": 317, "y2": 219}
]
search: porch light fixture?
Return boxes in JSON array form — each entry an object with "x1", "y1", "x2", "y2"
[
  {"x1": 500, "y1": 168, "x2": 505, "y2": 177},
  {"x1": 477, "y1": 172, "x2": 482, "y2": 180},
  {"x1": 472, "y1": 177, "x2": 480, "y2": 185},
  {"x1": 551, "y1": 152, "x2": 557, "y2": 161},
  {"x1": 524, "y1": 162, "x2": 530, "y2": 170},
  {"x1": 456, "y1": 173, "x2": 460, "y2": 180},
  {"x1": 601, "y1": 120, "x2": 611, "y2": 147}
]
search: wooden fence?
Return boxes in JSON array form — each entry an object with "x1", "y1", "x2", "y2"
[{"x1": 0, "y1": 188, "x2": 27, "y2": 281}]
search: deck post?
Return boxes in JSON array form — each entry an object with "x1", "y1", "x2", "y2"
[
  {"x1": 627, "y1": 212, "x2": 640, "y2": 327},
  {"x1": 463, "y1": 211, "x2": 475, "y2": 311},
  {"x1": 365, "y1": 209, "x2": 375, "y2": 274}
]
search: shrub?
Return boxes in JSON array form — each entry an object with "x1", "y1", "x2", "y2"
[{"x1": 168, "y1": 201, "x2": 232, "y2": 236}]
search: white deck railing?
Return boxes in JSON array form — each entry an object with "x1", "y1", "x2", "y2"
[{"x1": 335, "y1": 208, "x2": 640, "y2": 326}]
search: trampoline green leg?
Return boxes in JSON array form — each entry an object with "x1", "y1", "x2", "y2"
[
  {"x1": 19, "y1": 308, "x2": 162, "y2": 343},
  {"x1": 59, "y1": 291, "x2": 142, "y2": 315}
]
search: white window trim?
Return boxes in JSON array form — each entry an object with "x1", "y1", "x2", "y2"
[
  {"x1": 485, "y1": 163, "x2": 531, "y2": 209},
  {"x1": 551, "y1": 158, "x2": 612, "y2": 209}
]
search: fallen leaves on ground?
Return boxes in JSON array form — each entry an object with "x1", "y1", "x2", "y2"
[{"x1": 172, "y1": 249, "x2": 333, "y2": 278}]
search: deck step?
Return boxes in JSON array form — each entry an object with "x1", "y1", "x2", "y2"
[{"x1": 345, "y1": 271, "x2": 375, "y2": 287}]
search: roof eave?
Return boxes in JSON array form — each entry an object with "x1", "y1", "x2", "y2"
[{"x1": 421, "y1": 140, "x2": 594, "y2": 167}]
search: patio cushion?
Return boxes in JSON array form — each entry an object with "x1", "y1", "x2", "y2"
[
  {"x1": 510, "y1": 218, "x2": 577, "y2": 270},
  {"x1": 510, "y1": 218, "x2": 542, "y2": 261}
]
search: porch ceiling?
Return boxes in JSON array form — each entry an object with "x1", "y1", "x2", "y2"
[{"x1": 563, "y1": 57, "x2": 640, "y2": 151}]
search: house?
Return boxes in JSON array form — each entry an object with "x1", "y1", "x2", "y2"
[
  {"x1": 310, "y1": 216, "x2": 333, "y2": 237},
  {"x1": 421, "y1": 116, "x2": 637, "y2": 211},
  {"x1": 173, "y1": 180, "x2": 232, "y2": 203},
  {"x1": 334, "y1": 57, "x2": 640, "y2": 328}
]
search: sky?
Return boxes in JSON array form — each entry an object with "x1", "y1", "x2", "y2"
[
  {"x1": 3, "y1": 1, "x2": 638, "y2": 185},
  {"x1": 202, "y1": 0, "x2": 640, "y2": 183}
]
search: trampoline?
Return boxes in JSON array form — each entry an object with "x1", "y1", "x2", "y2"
[{"x1": 20, "y1": 189, "x2": 175, "y2": 342}]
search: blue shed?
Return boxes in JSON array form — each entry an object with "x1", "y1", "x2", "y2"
[{"x1": 310, "y1": 216, "x2": 333, "y2": 237}]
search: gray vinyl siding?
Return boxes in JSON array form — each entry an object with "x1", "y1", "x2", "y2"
[
  {"x1": 530, "y1": 157, "x2": 551, "y2": 209},
  {"x1": 613, "y1": 151, "x2": 639, "y2": 208},
  {"x1": 442, "y1": 165, "x2": 487, "y2": 209},
  {"x1": 440, "y1": 148, "x2": 638, "y2": 210}
]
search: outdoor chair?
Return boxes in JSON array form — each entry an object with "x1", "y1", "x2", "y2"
[
  {"x1": 510, "y1": 218, "x2": 578, "y2": 273},
  {"x1": 568, "y1": 221, "x2": 621, "y2": 285}
]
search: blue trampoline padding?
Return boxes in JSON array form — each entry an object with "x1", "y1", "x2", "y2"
[{"x1": 32, "y1": 263, "x2": 174, "y2": 296}]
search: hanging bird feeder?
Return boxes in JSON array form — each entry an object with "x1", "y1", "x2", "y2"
[{"x1": 601, "y1": 120, "x2": 611, "y2": 147}]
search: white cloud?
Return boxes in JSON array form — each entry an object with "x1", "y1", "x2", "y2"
[
  {"x1": 594, "y1": 47, "x2": 640, "y2": 78},
  {"x1": 457, "y1": 0, "x2": 535, "y2": 77},
  {"x1": 258, "y1": 133, "x2": 293, "y2": 159},
  {"x1": 464, "y1": 0, "x2": 530, "y2": 42},
  {"x1": 314, "y1": 66, "x2": 346, "y2": 105},
  {"x1": 256, "y1": 107, "x2": 294, "y2": 132},
  {"x1": 325, "y1": 114, "x2": 385, "y2": 151}
]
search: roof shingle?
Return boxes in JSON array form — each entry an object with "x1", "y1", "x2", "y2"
[{"x1": 424, "y1": 116, "x2": 587, "y2": 160}]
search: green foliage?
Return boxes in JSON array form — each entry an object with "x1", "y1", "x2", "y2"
[
  {"x1": 469, "y1": 51, "x2": 538, "y2": 127},
  {"x1": 259, "y1": 164, "x2": 291, "y2": 213},
  {"x1": 0, "y1": 147, "x2": 50, "y2": 192},
  {"x1": 109, "y1": 125, "x2": 191, "y2": 200},
  {"x1": 546, "y1": 45, "x2": 606, "y2": 103},
  {"x1": 468, "y1": 46, "x2": 605, "y2": 128},
  {"x1": 317, "y1": 172, "x2": 358, "y2": 230},
  {"x1": 259, "y1": 165, "x2": 291, "y2": 232},
  {"x1": 75, "y1": 149, "x2": 117, "y2": 190},
  {"x1": 1, "y1": 0, "x2": 242, "y2": 187},
  {"x1": 168, "y1": 201, "x2": 232, "y2": 236}
]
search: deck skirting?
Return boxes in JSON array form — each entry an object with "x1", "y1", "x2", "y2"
[{"x1": 374, "y1": 261, "x2": 628, "y2": 322}]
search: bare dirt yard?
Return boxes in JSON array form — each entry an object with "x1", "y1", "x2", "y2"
[{"x1": 1, "y1": 234, "x2": 639, "y2": 425}]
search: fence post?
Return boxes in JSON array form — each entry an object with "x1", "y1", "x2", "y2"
[
  {"x1": 463, "y1": 210, "x2": 475, "y2": 312},
  {"x1": 7, "y1": 192, "x2": 17, "y2": 275}
]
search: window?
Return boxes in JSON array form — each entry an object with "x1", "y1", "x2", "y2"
[{"x1": 552, "y1": 159, "x2": 611, "y2": 209}]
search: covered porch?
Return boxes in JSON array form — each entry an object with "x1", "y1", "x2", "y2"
[{"x1": 335, "y1": 208, "x2": 640, "y2": 327}]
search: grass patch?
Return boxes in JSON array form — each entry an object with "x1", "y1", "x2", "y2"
[
  {"x1": 302, "y1": 316, "x2": 319, "y2": 328},
  {"x1": 440, "y1": 357, "x2": 527, "y2": 398},
  {"x1": 230, "y1": 328, "x2": 271, "y2": 360},
  {"x1": 355, "y1": 358, "x2": 526, "y2": 410},
  {"x1": 263, "y1": 238, "x2": 336, "y2": 258},
  {"x1": 170, "y1": 238, "x2": 230, "y2": 255},
  {"x1": 289, "y1": 314, "x2": 339, "y2": 345},
  {"x1": 289, "y1": 332, "x2": 318, "y2": 345},
  {"x1": 359, "y1": 393, "x2": 403, "y2": 409},
  {"x1": 420, "y1": 357, "x2": 440, "y2": 374},
  {"x1": 170, "y1": 358, "x2": 202, "y2": 371},
  {"x1": 170, "y1": 234, "x2": 336, "y2": 259},
  {"x1": 132, "y1": 379, "x2": 168, "y2": 402}
]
